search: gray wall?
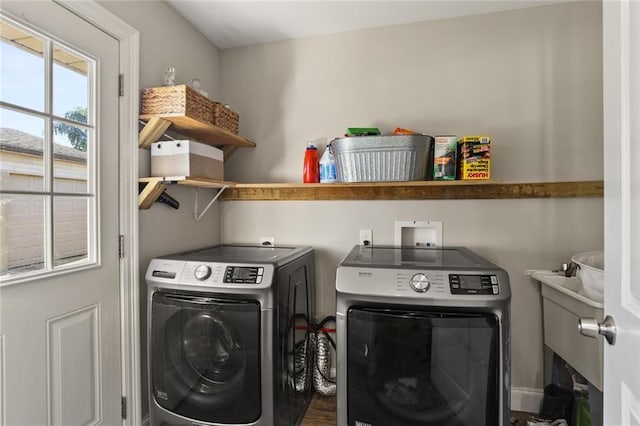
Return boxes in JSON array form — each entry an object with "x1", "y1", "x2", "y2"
[
  {"x1": 102, "y1": 0, "x2": 604, "y2": 413},
  {"x1": 98, "y1": 0, "x2": 223, "y2": 417},
  {"x1": 219, "y1": 1, "x2": 604, "y2": 394}
]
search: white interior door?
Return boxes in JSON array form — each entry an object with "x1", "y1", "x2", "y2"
[
  {"x1": 603, "y1": 0, "x2": 640, "y2": 424},
  {"x1": 0, "y1": 1, "x2": 121, "y2": 424}
]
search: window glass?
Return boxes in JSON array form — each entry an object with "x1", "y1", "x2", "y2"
[
  {"x1": 0, "y1": 21, "x2": 45, "y2": 112},
  {"x1": 52, "y1": 43, "x2": 89, "y2": 122},
  {"x1": 53, "y1": 120, "x2": 89, "y2": 193},
  {"x1": 0, "y1": 194, "x2": 46, "y2": 278},
  {"x1": 0, "y1": 108, "x2": 46, "y2": 192},
  {"x1": 53, "y1": 196, "x2": 88, "y2": 267}
]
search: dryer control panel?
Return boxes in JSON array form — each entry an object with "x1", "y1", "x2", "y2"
[{"x1": 449, "y1": 274, "x2": 500, "y2": 295}]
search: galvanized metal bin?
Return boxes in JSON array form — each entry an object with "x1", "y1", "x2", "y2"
[{"x1": 332, "y1": 134, "x2": 434, "y2": 182}]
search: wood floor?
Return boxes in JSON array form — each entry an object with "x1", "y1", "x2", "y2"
[{"x1": 300, "y1": 395, "x2": 535, "y2": 425}]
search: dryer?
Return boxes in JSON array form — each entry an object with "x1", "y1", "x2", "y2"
[
  {"x1": 336, "y1": 245, "x2": 511, "y2": 426},
  {"x1": 146, "y1": 244, "x2": 315, "y2": 426}
]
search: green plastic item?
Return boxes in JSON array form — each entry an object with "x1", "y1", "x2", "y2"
[
  {"x1": 346, "y1": 127, "x2": 381, "y2": 136},
  {"x1": 574, "y1": 395, "x2": 592, "y2": 426}
]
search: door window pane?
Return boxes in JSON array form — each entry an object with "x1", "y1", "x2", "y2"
[
  {"x1": 53, "y1": 196, "x2": 88, "y2": 267},
  {"x1": 0, "y1": 109, "x2": 46, "y2": 192},
  {"x1": 53, "y1": 120, "x2": 89, "y2": 193},
  {"x1": 0, "y1": 20, "x2": 45, "y2": 112},
  {"x1": 0, "y1": 194, "x2": 45, "y2": 278},
  {"x1": 53, "y1": 43, "x2": 89, "y2": 122}
]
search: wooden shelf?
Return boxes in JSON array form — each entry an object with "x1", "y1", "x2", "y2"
[
  {"x1": 138, "y1": 177, "x2": 234, "y2": 209},
  {"x1": 138, "y1": 115, "x2": 255, "y2": 157},
  {"x1": 219, "y1": 180, "x2": 604, "y2": 201},
  {"x1": 139, "y1": 177, "x2": 603, "y2": 208}
]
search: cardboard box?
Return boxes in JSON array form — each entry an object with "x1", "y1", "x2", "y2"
[
  {"x1": 458, "y1": 135, "x2": 491, "y2": 180},
  {"x1": 433, "y1": 135, "x2": 457, "y2": 180},
  {"x1": 151, "y1": 140, "x2": 224, "y2": 180}
]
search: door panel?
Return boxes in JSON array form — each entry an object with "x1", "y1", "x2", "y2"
[
  {"x1": 0, "y1": 1, "x2": 121, "y2": 424},
  {"x1": 603, "y1": 0, "x2": 640, "y2": 424},
  {"x1": 48, "y1": 305, "x2": 100, "y2": 425}
]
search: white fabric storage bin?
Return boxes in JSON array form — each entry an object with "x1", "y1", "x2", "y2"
[{"x1": 151, "y1": 140, "x2": 224, "y2": 180}]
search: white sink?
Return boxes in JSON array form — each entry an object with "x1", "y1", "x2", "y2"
[{"x1": 527, "y1": 270, "x2": 604, "y2": 391}]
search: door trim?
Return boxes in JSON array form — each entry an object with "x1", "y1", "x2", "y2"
[{"x1": 53, "y1": 1, "x2": 141, "y2": 424}]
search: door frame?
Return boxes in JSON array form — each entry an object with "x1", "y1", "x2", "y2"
[{"x1": 53, "y1": 1, "x2": 141, "y2": 424}]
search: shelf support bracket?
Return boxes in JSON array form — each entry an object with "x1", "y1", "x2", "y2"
[
  {"x1": 194, "y1": 185, "x2": 230, "y2": 222},
  {"x1": 139, "y1": 117, "x2": 171, "y2": 149},
  {"x1": 138, "y1": 178, "x2": 166, "y2": 209}
]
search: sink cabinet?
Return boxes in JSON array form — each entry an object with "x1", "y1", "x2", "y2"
[
  {"x1": 530, "y1": 271, "x2": 604, "y2": 425},
  {"x1": 532, "y1": 271, "x2": 604, "y2": 390}
]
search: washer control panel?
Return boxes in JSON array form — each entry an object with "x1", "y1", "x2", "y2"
[
  {"x1": 145, "y1": 258, "x2": 275, "y2": 289},
  {"x1": 223, "y1": 266, "x2": 264, "y2": 284},
  {"x1": 449, "y1": 274, "x2": 500, "y2": 295},
  {"x1": 335, "y1": 265, "x2": 510, "y2": 300}
]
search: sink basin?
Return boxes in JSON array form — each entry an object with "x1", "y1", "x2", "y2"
[
  {"x1": 527, "y1": 270, "x2": 604, "y2": 391},
  {"x1": 572, "y1": 251, "x2": 604, "y2": 303},
  {"x1": 530, "y1": 270, "x2": 604, "y2": 307}
]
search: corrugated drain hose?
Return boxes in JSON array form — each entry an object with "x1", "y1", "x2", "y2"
[{"x1": 313, "y1": 316, "x2": 336, "y2": 396}]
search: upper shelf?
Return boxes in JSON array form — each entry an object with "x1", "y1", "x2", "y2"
[{"x1": 138, "y1": 115, "x2": 255, "y2": 151}]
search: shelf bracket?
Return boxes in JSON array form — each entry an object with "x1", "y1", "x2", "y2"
[
  {"x1": 138, "y1": 178, "x2": 166, "y2": 209},
  {"x1": 194, "y1": 185, "x2": 230, "y2": 222},
  {"x1": 139, "y1": 117, "x2": 172, "y2": 149}
]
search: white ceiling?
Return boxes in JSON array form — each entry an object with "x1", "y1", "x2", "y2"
[{"x1": 166, "y1": 0, "x2": 573, "y2": 50}]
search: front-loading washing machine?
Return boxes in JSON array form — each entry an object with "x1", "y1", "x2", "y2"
[
  {"x1": 336, "y1": 245, "x2": 511, "y2": 426},
  {"x1": 146, "y1": 244, "x2": 315, "y2": 426}
]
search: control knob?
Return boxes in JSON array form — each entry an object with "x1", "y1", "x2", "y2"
[
  {"x1": 194, "y1": 265, "x2": 212, "y2": 281},
  {"x1": 410, "y1": 273, "x2": 430, "y2": 292}
]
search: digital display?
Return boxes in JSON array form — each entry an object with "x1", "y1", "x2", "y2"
[
  {"x1": 231, "y1": 267, "x2": 253, "y2": 279},
  {"x1": 224, "y1": 266, "x2": 262, "y2": 284},
  {"x1": 449, "y1": 274, "x2": 497, "y2": 295},
  {"x1": 459, "y1": 275, "x2": 483, "y2": 290}
]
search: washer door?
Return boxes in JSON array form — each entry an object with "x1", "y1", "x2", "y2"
[{"x1": 150, "y1": 291, "x2": 261, "y2": 424}]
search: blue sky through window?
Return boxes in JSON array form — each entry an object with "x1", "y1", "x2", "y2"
[{"x1": 1, "y1": 39, "x2": 89, "y2": 147}]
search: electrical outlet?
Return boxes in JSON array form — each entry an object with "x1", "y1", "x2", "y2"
[
  {"x1": 260, "y1": 236, "x2": 275, "y2": 246},
  {"x1": 359, "y1": 229, "x2": 373, "y2": 246}
]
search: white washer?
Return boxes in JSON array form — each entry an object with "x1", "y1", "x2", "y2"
[{"x1": 336, "y1": 245, "x2": 511, "y2": 426}]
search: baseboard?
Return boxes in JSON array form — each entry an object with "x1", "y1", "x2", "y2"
[{"x1": 511, "y1": 386, "x2": 544, "y2": 414}]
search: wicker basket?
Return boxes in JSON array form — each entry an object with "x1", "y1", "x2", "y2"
[
  {"x1": 140, "y1": 85, "x2": 213, "y2": 124},
  {"x1": 212, "y1": 102, "x2": 239, "y2": 135}
]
